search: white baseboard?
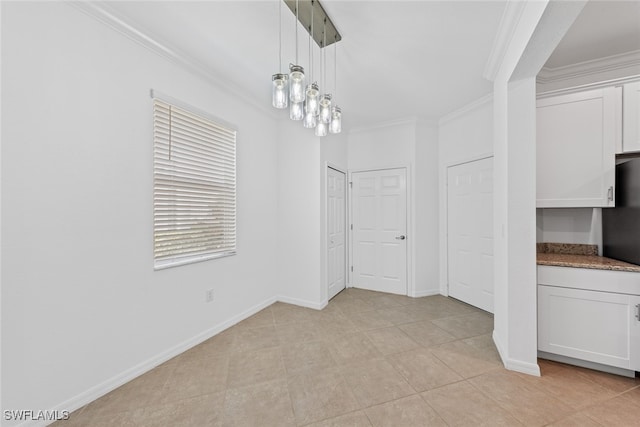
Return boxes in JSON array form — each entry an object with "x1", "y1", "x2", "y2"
[
  {"x1": 492, "y1": 330, "x2": 507, "y2": 362},
  {"x1": 23, "y1": 297, "x2": 278, "y2": 427},
  {"x1": 492, "y1": 330, "x2": 541, "y2": 377},
  {"x1": 277, "y1": 295, "x2": 327, "y2": 310},
  {"x1": 504, "y1": 357, "x2": 541, "y2": 377},
  {"x1": 411, "y1": 289, "x2": 441, "y2": 298}
]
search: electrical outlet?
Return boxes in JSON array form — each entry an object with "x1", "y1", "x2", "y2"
[{"x1": 205, "y1": 289, "x2": 214, "y2": 303}]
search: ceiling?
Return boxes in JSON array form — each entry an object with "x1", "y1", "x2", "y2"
[
  {"x1": 545, "y1": 0, "x2": 640, "y2": 69},
  {"x1": 100, "y1": 1, "x2": 507, "y2": 130}
]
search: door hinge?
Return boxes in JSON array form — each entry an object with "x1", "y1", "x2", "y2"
[
  {"x1": 351, "y1": 266, "x2": 353, "y2": 272},
  {"x1": 350, "y1": 224, "x2": 353, "y2": 230},
  {"x1": 349, "y1": 181, "x2": 353, "y2": 188},
  {"x1": 635, "y1": 304, "x2": 640, "y2": 321}
]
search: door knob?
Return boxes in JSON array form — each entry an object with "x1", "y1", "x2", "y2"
[{"x1": 395, "y1": 235, "x2": 406, "y2": 240}]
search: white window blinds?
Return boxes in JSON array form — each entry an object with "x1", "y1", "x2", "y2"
[{"x1": 153, "y1": 98, "x2": 236, "y2": 269}]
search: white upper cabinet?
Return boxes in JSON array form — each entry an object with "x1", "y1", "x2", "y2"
[
  {"x1": 537, "y1": 87, "x2": 621, "y2": 208},
  {"x1": 622, "y1": 81, "x2": 640, "y2": 153}
]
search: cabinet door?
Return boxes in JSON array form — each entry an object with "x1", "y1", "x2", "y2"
[
  {"x1": 632, "y1": 295, "x2": 640, "y2": 371},
  {"x1": 536, "y1": 87, "x2": 618, "y2": 208},
  {"x1": 538, "y1": 285, "x2": 638, "y2": 370},
  {"x1": 623, "y1": 82, "x2": 640, "y2": 153}
]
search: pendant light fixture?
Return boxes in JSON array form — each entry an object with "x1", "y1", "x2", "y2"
[
  {"x1": 273, "y1": 0, "x2": 342, "y2": 136},
  {"x1": 315, "y1": 113, "x2": 328, "y2": 136},
  {"x1": 303, "y1": 83, "x2": 319, "y2": 128},
  {"x1": 303, "y1": 1, "x2": 319, "y2": 129},
  {"x1": 316, "y1": 20, "x2": 330, "y2": 137},
  {"x1": 272, "y1": 0, "x2": 288, "y2": 109},
  {"x1": 290, "y1": 99, "x2": 304, "y2": 121},
  {"x1": 329, "y1": 35, "x2": 342, "y2": 134},
  {"x1": 329, "y1": 105, "x2": 342, "y2": 134},
  {"x1": 289, "y1": 0, "x2": 305, "y2": 106}
]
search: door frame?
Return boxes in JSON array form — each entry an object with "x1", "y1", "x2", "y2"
[
  {"x1": 348, "y1": 164, "x2": 412, "y2": 296},
  {"x1": 441, "y1": 153, "x2": 493, "y2": 297},
  {"x1": 323, "y1": 163, "x2": 348, "y2": 303}
]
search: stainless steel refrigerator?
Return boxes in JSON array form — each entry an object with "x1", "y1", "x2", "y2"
[{"x1": 603, "y1": 157, "x2": 640, "y2": 266}]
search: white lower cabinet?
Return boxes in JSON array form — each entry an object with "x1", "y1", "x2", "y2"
[
  {"x1": 538, "y1": 285, "x2": 640, "y2": 371},
  {"x1": 537, "y1": 265, "x2": 640, "y2": 374}
]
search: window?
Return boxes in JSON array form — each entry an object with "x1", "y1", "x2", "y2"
[{"x1": 153, "y1": 96, "x2": 236, "y2": 269}]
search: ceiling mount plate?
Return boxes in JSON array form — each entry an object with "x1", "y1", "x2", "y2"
[{"x1": 283, "y1": 0, "x2": 341, "y2": 48}]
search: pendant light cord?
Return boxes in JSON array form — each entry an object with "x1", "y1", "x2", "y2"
[
  {"x1": 295, "y1": 0, "x2": 299, "y2": 65},
  {"x1": 334, "y1": 35, "x2": 337, "y2": 99},
  {"x1": 278, "y1": 0, "x2": 282, "y2": 73},
  {"x1": 322, "y1": 19, "x2": 327, "y2": 91},
  {"x1": 309, "y1": 1, "x2": 314, "y2": 82}
]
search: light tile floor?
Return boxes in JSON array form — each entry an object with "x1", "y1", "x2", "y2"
[{"x1": 55, "y1": 289, "x2": 640, "y2": 426}]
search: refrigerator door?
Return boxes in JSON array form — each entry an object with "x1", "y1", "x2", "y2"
[{"x1": 602, "y1": 158, "x2": 640, "y2": 265}]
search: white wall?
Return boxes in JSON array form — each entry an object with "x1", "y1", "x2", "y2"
[
  {"x1": 276, "y1": 116, "x2": 349, "y2": 308},
  {"x1": 505, "y1": 76, "x2": 539, "y2": 371},
  {"x1": 347, "y1": 120, "x2": 440, "y2": 297},
  {"x1": 414, "y1": 122, "x2": 440, "y2": 297},
  {"x1": 438, "y1": 97, "x2": 494, "y2": 165},
  {"x1": 276, "y1": 123, "x2": 323, "y2": 308},
  {"x1": 537, "y1": 208, "x2": 603, "y2": 251},
  {"x1": 1, "y1": 2, "x2": 279, "y2": 421},
  {"x1": 438, "y1": 97, "x2": 494, "y2": 295},
  {"x1": 348, "y1": 122, "x2": 416, "y2": 171}
]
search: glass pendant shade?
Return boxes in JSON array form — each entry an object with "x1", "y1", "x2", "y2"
[
  {"x1": 290, "y1": 100, "x2": 304, "y2": 121},
  {"x1": 315, "y1": 121, "x2": 328, "y2": 137},
  {"x1": 303, "y1": 109, "x2": 318, "y2": 128},
  {"x1": 319, "y1": 94, "x2": 332, "y2": 124},
  {"x1": 304, "y1": 83, "x2": 320, "y2": 116},
  {"x1": 289, "y1": 65, "x2": 306, "y2": 103},
  {"x1": 329, "y1": 106, "x2": 342, "y2": 134},
  {"x1": 272, "y1": 74, "x2": 289, "y2": 109}
]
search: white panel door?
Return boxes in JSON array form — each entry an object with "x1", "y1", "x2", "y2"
[
  {"x1": 447, "y1": 157, "x2": 493, "y2": 313},
  {"x1": 352, "y1": 168, "x2": 407, "y2": 295},
  {"x1": 327, "y1": 167, "x2": 346, "y2": 300}
]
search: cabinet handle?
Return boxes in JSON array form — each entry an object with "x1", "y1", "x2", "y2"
[{"x1": 608, "y1": 186, "x2": 614, "y2": 202}]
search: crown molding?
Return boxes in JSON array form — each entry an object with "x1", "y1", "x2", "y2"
[
  {"x1": 536, "y1": 75, "x2": 640, "y2": 99},
  {"x1": 537, "y1": 50, "x2": 640, "y2": 85},
  {"x1": 68, "y1": 1, "x2": 276, "y2": 119},
  {"x1": 483, "y1": 1, "x2": 528, "y2": 82},
  {"x1": 415, "y1": 117, "x2": 439, "y2": 128},
  {"x1": 439, "y1": 93, "x2": 493, "y2": 127},
  {"x1": 348, "y1": 117, "x2": 421, "y2": 135}
]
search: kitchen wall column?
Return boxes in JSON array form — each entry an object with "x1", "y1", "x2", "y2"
[{"x1": 484, "y1": 0, "x2": 586, "y2": 376}]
